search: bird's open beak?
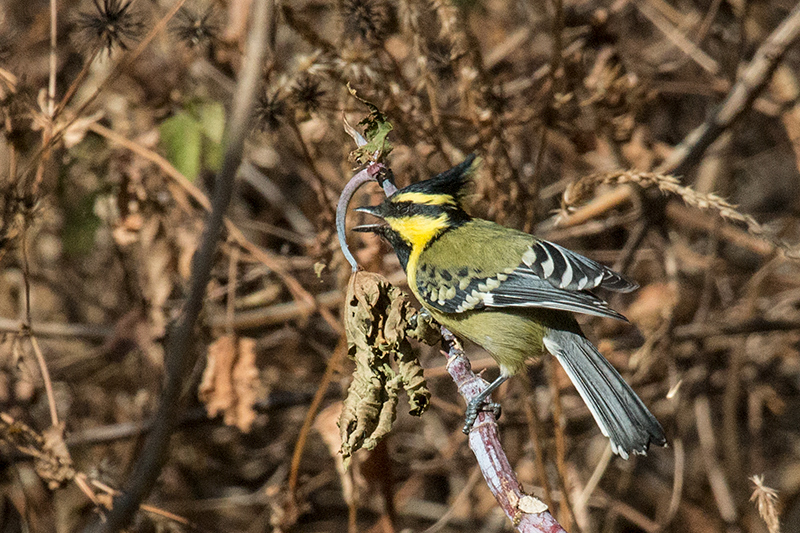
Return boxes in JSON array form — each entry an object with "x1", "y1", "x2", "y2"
[{"x1": 353, "y1": 205, "x2": 387, "y2": 233}]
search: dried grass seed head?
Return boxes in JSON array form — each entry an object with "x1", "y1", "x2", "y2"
[
  {"x1": 76, "y1": 0, "x2": 145, "y2": 53},
  {"x1": 339, "y1": 0, "x2": 396, "y2": 46},
  {"x1": 291, "y1": 74, "x2": 326, "y2": 114},
  {"x1": 425, "y1": 39, "x2": 457, "y2": 81},
  {"x1": 171, "y1": 5, "x2": 219, "y2": 49},
  {"x1": 254, "y1": 89, "x2": 287, "y2": 132}
]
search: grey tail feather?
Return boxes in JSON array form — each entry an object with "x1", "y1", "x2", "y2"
[{"x1": 543, "y1": 329, "x2": 667, "y2": 459}]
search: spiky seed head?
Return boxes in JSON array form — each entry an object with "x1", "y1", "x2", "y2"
[
  {"x1": 171, "y1": 6, "x2": 219, "y2": 49},
  {"x1": 75, "y1": 0, "x2": 145, "y2": 53},
  {"x1": 254, "y1": 89, "x2": 286, "y2": 132}
]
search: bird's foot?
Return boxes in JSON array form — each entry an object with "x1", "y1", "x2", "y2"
[{"x1": 462, "y1": 398, "x2": 502, "y2": 434}]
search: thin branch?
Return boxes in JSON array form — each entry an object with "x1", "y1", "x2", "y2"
[
  {"x1": 554, "y1": 4, "x2": 800, "y2": 228},
  {"x1": 0, "y1": 317, "x2": 112, "y2": 339},
  {"x1": 47, "y1": 0, "x2": 57, "y2": 117},
  {"x1": 442, "y1": 329, "x2": 566, "y2": 533},
  {"x1": 287, "y1": 340, "x2": 347, "y2": 498},
  {"x1": 29, "y1": 336, "x2": 59, "y2": 427},
  {"x1": 658, "y1": 1, "x2": 800, "y2": 176},
  {"x1": 20, "y1": 221, "x2": 59, "y2": 428},
  {"x1": 19, "y1": 0, "x2": 189, "y2": 186},
  {"x1": 86, "y1": 122, "x2": 343, "y2": 334},
  {"x1": 83, "y1": 0, "x2": 272, "y2": 530}
]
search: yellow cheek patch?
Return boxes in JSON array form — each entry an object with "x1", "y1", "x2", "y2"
[
  {"x1": 387, "y1": 213, "x2": 450, "y2": 251},
  {"x1": 391, "y1": 192, "x2": 457, "y2": 206}
]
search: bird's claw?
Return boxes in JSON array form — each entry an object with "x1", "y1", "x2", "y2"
[{"x1": 462, "y1": 398, "x2": 502, "y2": 434}]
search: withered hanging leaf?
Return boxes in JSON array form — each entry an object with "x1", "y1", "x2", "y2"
[
  {"x1": 346, "y1": 84, "x2": 393, "y2": 166},
  {"x1": 339, "y1": 271, "x2": 432, "y2": 465},
  {"x1": 0, "y1": 414, "x2": 74, "y2": 490},
  {"x1": 199, "y1": 335, "x2": 260, "y2": 432}
]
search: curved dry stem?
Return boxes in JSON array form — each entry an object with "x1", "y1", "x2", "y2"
[
  {"x1": 337, "y1": 167, "x2": 378, "y2": 271},
  {"x1": 83, "y1": 0, "x2": 272, "y2": 530},
  {"x1": 336, "y1": 161, "x2": 397, "y2": 271}
]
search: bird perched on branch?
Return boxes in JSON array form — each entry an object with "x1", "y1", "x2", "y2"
[{"x1": 354, "y1": 155, "x2": 666, "y2": 458}]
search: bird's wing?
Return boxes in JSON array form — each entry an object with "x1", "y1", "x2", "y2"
[
  {"x1": 416, "y1": 263, "x2": 628, "y2": 321},
  {"x1": 415, "y1": 238, "x2": 634, "y2": 321},
  {"x1": 521, "y1": 238, "x2": 637, "y2": 293}
]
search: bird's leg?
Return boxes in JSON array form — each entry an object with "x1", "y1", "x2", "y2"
[{"x1": 463, "y1": 374, "x2": 508, "y2": 434}]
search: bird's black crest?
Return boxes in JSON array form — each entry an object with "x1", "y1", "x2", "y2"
[{"x1": 392, "y1": 154, "x2": 477, "y2": 201}]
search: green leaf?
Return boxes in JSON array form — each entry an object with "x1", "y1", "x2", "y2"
[
  {"x1": 347, "y1": 84, "x2": 393, "y2": 165},
  {"x1": 199, "y1": 101, "x2": 225, "y2": 173},
  {"x1": 62, "y1": 192, "x2": 101, "y2": 256},
  {"x1": 159, "y1": 100, "x2": 226, "y2": 181},
  {"x1": 160, "y1": 111, "x2": 203, "y2": 181}
]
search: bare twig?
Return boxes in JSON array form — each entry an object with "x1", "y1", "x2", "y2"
[
  {"x1": 20, "y1": 221, "x2": 59, "y2": 428},
  {"x1": 694, "y1": 396, "x2": 738, "y2": 523},
  {"x1": 523, "y1": 387, "x2": 555, "y2": 513},
  {"x1": 0, "y1": 317, "x2": 112, "y2": 339},
  {"x1": 287, "y1": 340, "x2": 347, "y2": 498},
  {"x1": 555, "y1": 4, "x2": 800, "y2": 229},
  {"x1": 20, "y1": 0, "x2": 190, "y2": 186},
  {"x1": 442, "y1": 329, "x2": 566, "y2": 533},
  {"x1": 47, "y1": 0, "x2": 57, "y2": 117},
  {"x1": 87, "y1": 121, "x2": 343, "y2": 334},
  {"x1": 84, "y1": 0, "x2": 272, "y2": 530},
  {"x1": 658, "y1": 2, "x2": 800, "y2": 176},
  {"x1": 548, "y1": 358, "x2": 579, "y2": 532},
  {"x1": 636, "y1": 0, "x2": 719, "y2": 75}
]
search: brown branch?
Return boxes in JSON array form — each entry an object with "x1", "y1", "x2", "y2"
[
  {"x1": 442, "y1": 329, "x2": 566, "y2": 533},
  {"x1": 658, "y1": 2, "x2": 800, "y2": 176},
  {"x1": 83, "y1": 0, "x2": 273, "y2": 530},
  {"x1": 555, "y1": 3, "x2": 800, "y2": 227},
  {"x1": 0, "y1": 317, "x2": 112, "y2": 339}
]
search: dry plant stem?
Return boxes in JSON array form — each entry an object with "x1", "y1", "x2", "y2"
[
  {"x1": 658, "y1": 437, "x2": 685, "y2": 530},
  {"x1": 47, "y1": 0, "x2": 57, "y2": 116},
  {"x1": 575, "y1": 444, "x2": 613, "y2": 513},
  {"x1": 287, "y1": 340, "x2": 347, "y2": 497},
  {"x1": 442, "y1": 328, "x2": 566, "y2": 533},
  {"x1": 694, "y1": 396, "x2": 737, "y2": 523},
  {"x1": 548, "y1": 359, "x2": 579, "y2": 532},
  {"x1": 226, "y1": 246, "x2": 239, "y2": 333},
  {"x1": 658, "y1": 1, "x2": 800, "y2": 176},
  {"x1": 84, "y1": 1, "x2": 271, "y2": 531},
  {"x1": 20, "y1": 0, "x2": 189, "y2": 184},
  {"x1": 636, "y1": 0, "x2": 719, "y2": 75},
  {"x1": 21, "y1": 224, "x2": 59, "y2": 427},
  {"x1": 54, "y1": 48, "x2": 101, "y2": 119},
  {"x1": 523, "y1": 389, "x2": 555, "y2": 512},
  {"x1": 86, "y1": 122, "x2": 342, "y2": 333},
  {"x1": 0, "y1": 317, "x2": 112, "y2": 339},
  {"x1": 30, "y1": 336, "x2": 59, "y2": 427},
  {"x1": 558, "y1": 3, "x2": 800, "y2": 227},
  {"x1": 288, "y1": 117, "x2": 336, "y2": 219}
]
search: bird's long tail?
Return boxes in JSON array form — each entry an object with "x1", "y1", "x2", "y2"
[{"x1": 543, "y1": 328, "x2": 667, "y2": 459}]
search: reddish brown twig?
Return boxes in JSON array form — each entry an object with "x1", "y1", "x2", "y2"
[{"x1": 442, "y1": 328, "x2": 566, "y2": 533}]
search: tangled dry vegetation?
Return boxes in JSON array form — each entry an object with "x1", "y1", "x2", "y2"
[{"x1": 2, "y1": 0, "x2": 800, "y2": 531}]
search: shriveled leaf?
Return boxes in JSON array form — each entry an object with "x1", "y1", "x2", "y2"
[
  {"x1": 199, "y1": 335, "x2": 260, "y2": 432},
  {"x1": 346, "y1": 84, "x2": 393, "y2": 165},
  {"x1": 339, "y1": 271, "x2": 430, "y2": 465},
  {"x1": 0, "y1": 415, "x2": 74, "y2": 490},
  {"x1": 314, "y1": 402, "x2": 366, "y2": 507}
]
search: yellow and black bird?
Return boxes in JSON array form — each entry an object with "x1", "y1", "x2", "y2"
[{"x1": 354, "y1": 155, "x2": 666, "y2": 458}]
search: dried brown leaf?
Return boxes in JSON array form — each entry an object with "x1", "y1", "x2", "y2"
[
  {"x1": 339, "y1": 271, "x2": 431, "y2": 465},
  {"x1": 199, "y1": 335, "x2": 260, "y2": 433}
]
